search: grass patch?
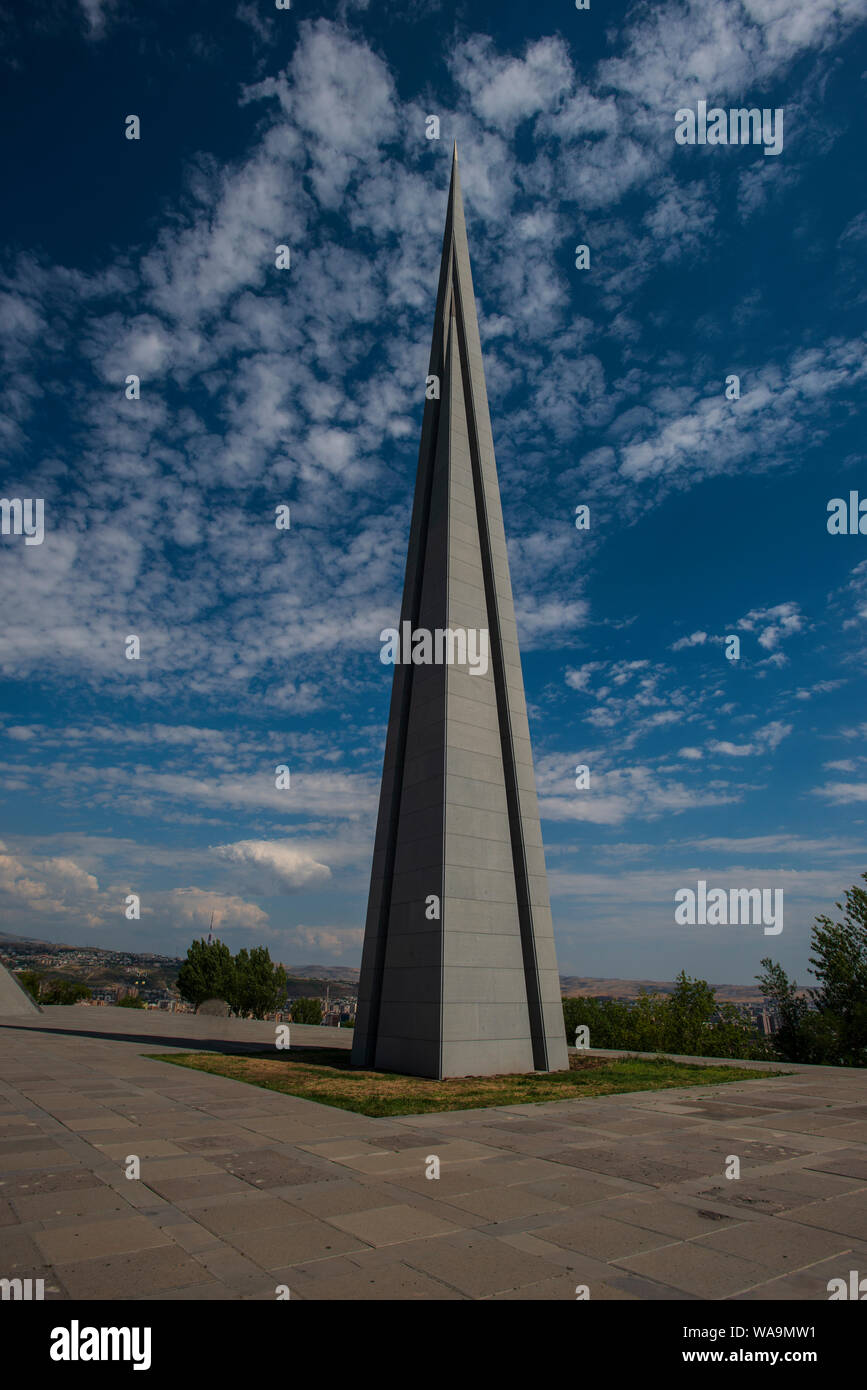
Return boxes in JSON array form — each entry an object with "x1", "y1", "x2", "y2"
[{"x1": 148, "y1": 1046, "x2": 784, "y2": 1118}]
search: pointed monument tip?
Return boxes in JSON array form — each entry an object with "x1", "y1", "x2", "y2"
[{"x1": 452, "y1": 140, "x2": 458, "y2": 162}]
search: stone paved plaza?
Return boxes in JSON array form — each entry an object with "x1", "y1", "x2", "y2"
[{"x1": 1, "y1": 1006, "x2": 866, "y2": 1301}]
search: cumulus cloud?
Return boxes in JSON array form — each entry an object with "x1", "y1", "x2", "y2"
[
  {"x1": 294, "y1": 924, "x2": 364, "y2": 955},
  {"x1": 0, "y1": 841, "x2": 104, "y2": 930},
  {"x1": 165, "y1": 886, "x2": 269, "y2": 931},
  {"x1": 211, "y1": 839, "x2": 332, "y2": 890}
]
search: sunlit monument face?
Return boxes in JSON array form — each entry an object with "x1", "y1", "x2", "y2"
[{"x1": 352, "y1": 148, "x2": 568, "y2": 1080}]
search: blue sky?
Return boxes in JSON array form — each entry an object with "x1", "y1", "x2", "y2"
[{"x1": 1, "y1": 0, "x2": 865, "y2": 989}]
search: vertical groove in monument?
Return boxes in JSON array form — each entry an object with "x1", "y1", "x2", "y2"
[{"x1": 352, "y1": 146, "x2": 568, "y2": 1079}]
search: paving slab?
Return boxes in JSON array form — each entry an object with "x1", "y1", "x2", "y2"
[
  {"x1": 225, "y1": 1217, "x2": 371, "y2": 1268},
  {"x1": 55, "y1": 1244, "x2": 218, "y2": 1299},
  {"x1": 693, "y1": 1217, "x2": 851, "y2": 1269},
  {"x1": 325, "y1": 1202, "x2": 464, "y2": 1246},
  {"x1": 1, "y1": 1008, "x2": 865, "y2": 1301}
]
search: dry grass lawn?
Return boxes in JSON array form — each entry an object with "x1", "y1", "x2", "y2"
[{"x1": 150, "y1": 1046, "x2": 783, "y2": 1117}]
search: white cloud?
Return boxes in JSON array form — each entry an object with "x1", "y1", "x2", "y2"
[
  {"x1": 708, "y1": 720, "x2": 792, "y2": 757},
  {"x1": 739, "y1": 601, "x2": 805, "y2": 652},
  {"x1": 451, "y1": 35, "x2": 572, "y2": 133},
  {"x1": 79, "y1": 0, "x2": 116, "y2": 38},
  {"x1": 165, "y1": 886, "x2": 269, "y2": 931},
  {"x1": 815, "y1": 780, "x2": 867, "y2": 804},
  {"x1": 671, "y1": 631, "x2": 708, "y2": 651},
  {"x1": 211, "y1": 839, "x2": 332, "y2": 890},
  {"x1": 293, "y1": 924, "x2": 364, "y2": 956}
]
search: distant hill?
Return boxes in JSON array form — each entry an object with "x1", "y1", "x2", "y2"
[
  {"x1": 0, "y1": 930, "x2": 79, "y2": 948},
  {"x1": 560, "y1": 976, "x2": 771, "y2": 1005},
  {"x1": 1, "y1": 934, "x2": 775, "y2": 1003},
  {"x1": 290, "y1": 964, "x2": 360, "y2": 982}
]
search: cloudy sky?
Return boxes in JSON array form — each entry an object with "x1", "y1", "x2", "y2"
[{"x1": 1, "y1": 0, "x2": 865, "y2": 989}]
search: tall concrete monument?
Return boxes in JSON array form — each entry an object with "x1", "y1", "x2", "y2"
[{"x1": 352, "y1": 147, "x2": 568, "y2": 1079}]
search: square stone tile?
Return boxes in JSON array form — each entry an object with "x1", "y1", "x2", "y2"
[
  {"x1": 138, "y1": 1155, "x2": 223, "y2": 1181},
  {"x1": 781, "y1": 1194, "x2": 867, "y2": 1240},
  {"x1": 325, "y1": 1203, "x2": 463, "y2": 1247},
  {"x1": 0, "y1": 1167, "x2": 102, "y2": 1198},
  {"x1": 591, "y1": 1195, "x2": 743, "y2": 1239},
  {"x1": 617, "y1": 1241, "x2": 773, "y2": 1297},
  {"x1": 227, "y1": 1218, "x2": 371, "y2": 1268},
  {"x1": 34, "y1": 1215, "x2": 171, "y2": 1264},
  {"x1": 280, "y1": 1260, "x2": 463, "y2": 1300},
  {"x1": 189, "y1": 1245, "x2": 269, "y2": 1284},
  {"x1": 55, "y1": 1244, "x2": 215, "y2": 1298},
  {"x1": 278, "y1": 1180, "x2": 412, "y2": 1220},
  {"x1": 531, "y1": 1212, "x2": 676, "y2": 1261},
  {"x1": 95, "y1": 1139, "x2": 187, "y2": 1159},
  {"x1": 175, "y1": 1134, "x2": 267, "y2": 1155},
  {"x1": 804, "y1": 1150, "x2": 867, "y2": 1181},
  {"x1": 518, "y1": 1173, "x2": 639, "y2": 1206},
  {"x1": 437, "y1": 1186, "x2": 565, "y2": 1223},
  {"x1": 396, "y1": 1230, "x2": 571, "y2": 1296},
  {"x1": 0, "y1": 1228, "x2": 49, "y2": 1274},
  {"x1": 540, "y1": 1144, "x2": 703, "y2": 1185},
  {"x1": 63, "y1": 1115, "x2": 137, "y2": 1132},
  {"x1": 14, "y1": 1185, "x2": 133, "y2": 1223},
  {"x1": 223, "y1": 1151, "x2": 337, "y2": 1189},
  {"x1": 191, "y1": 1194, "x2": 307, "y2": 1237},
  {"x1": 0, "y1": 1147, "x2": 78, "y2": 1172},
  {"x1": 489, "y1": 1272, "x2": 641, "y2": 1300},
  {"x1": 727, "y1": 1253, "x2": 862, "y2": 1301},
  {"x1": 367, "y1": 1161, "x2": 500, "y2": 1199},
  {"x1": 694, "y1": 1217, "x2": 851, "y2": 1269},
  {"x1": 144, "y1": 1172, "x2": 253, "y2": 1204}
]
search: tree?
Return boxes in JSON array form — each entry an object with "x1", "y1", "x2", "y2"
[
  {"x1": 176, "y1": 938, "x2": 235, "y2": 1010},
  {"x1": 41, "y1": 980, "x2": 91, "y2": 1005},
  {"x1": 810, "y1": 874, "x2": 867, "y2": 1066},
  {"x1": 17, "y1": 970, "x2": 42, "y2": 1001},
  {"x1": 758, "y1": 873, "x2": 867, "y2": 1068},
  {"x1": 232, "y1": 947, "x2": 287, "y2": 1020},
  {"x1": 755, "y1": 958, "x2": 812, "y2": 1062},
  {"x1": 562, "y1": 973, "x2": 770, "y2": 1060},
  {"x1": 291, "y1": 997, "x2": 322, "y2": 1025},
  {"x1": 116, "y1": 994, "x2": 146, "y2": 1009}
]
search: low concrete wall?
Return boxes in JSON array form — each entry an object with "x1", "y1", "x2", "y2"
[{"x1": 0, "y1": 1004, "x2": 354, "y2": 1051}]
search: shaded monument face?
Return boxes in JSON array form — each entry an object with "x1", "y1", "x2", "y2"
[
  {"x1": 352, "y1": 148, "x2": 568, "y2": 1080},
  {"x1": 0, "y1": 960, "x2": 42, "y2": 1016}
]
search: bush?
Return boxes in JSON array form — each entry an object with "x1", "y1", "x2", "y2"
[
  {"x1": 41, "y1": 980, "x2": 92, "y2": 1006},
  {"x1": 291, "y1": 997, "x2": 323, "y2": 1025},
  {"x1": 16, "y1": 970, "x2": 42, "y2": 1001},
  {"x1": 563, "y1": 973, "x2": 772, "y2": 1061}
]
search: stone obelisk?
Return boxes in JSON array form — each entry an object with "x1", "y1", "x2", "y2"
[{"x1": 352, "y1": 146, "x2": 568, "y2": 1079}]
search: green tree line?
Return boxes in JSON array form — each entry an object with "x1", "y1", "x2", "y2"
[
  {"x1": 562, "y1": 874, "x2": 867, "y2": 1068},
  {"x1": 562, "y1": 972, "x2": 773, "y2": 1060}
]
